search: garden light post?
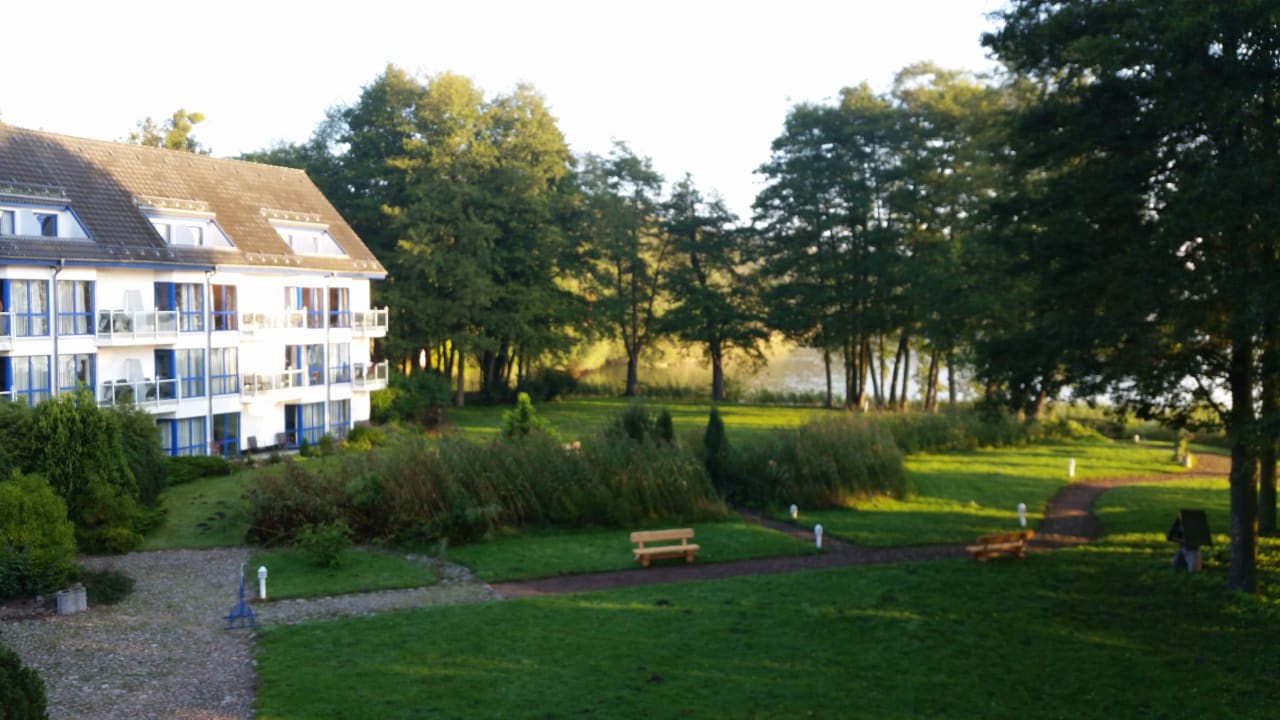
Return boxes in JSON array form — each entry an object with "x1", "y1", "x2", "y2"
[
  {"x1": 814, "y1": 523, "x2": 823, "y2": 550},
  {"x1": 1068, "y1": 458, "x2": 1076, "y2": 478},
  {"x1": 258, "y1": 566, "x2": 268, "y2": 601},
  {"x1": 790, "y1": 504, "x2": 798, "y2": 521},
  {"x1": 1017, "y1": 503, "x2": 1027, "y2": 528}
]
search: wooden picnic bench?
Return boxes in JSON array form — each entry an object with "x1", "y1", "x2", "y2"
[
  {"x1": 631, "y1": 528, "x2": 700, "y2": 567},
  {"x1": 965, "y1": 529, "x2": 1035, "y2": 560}
]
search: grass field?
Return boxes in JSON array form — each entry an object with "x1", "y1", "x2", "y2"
[
  {"x1": 445, "y1": 398, "x2": 829, "y2": 444},
  {"x1": 778, "y1": 438, "x2": 1184, "y2": 547},
  {"x1": 447, "y1": 520, "x2": 816, "y2": 583},
  {"x1": 141, "y1": 469, "x2": 254, "y2": 550},
  {"x1": 254, "y1": 537, "x2": 1280, "y2": 719},
  {"x1": 246, "y1": 547, "x2": 438, "y2": 600}
]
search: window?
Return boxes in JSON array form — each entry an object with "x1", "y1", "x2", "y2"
[
  {"x1": 286, "y1": 287, "x2": 324, "y2": 328},
  {"x1": 159, "y1": 416, "x2": 207, "y2": 457},
  {"x1": 285, "y1": 402, "x2": 325, "y2": 448},
  {"x1": 288, "y1": 344, "x2": 325, "y2": 385},
  {"x1": 57, "y1": 280, "x2": 94, "y2": 335},
  {"x1": 152, "y1": 222, "x2": 170, "y2": 242},
  {"x1": 329, "y1": 343, "x2": 351, "y2": 383},
  {"x1": 37, "y1": 213, "x2": 57, "y2": 237},
  {"x1": 0, "y1": 210, "x2": 13, "y2": 235},
  {"x1": 211, "y1": 284, "x2": 237, "y2": 331},
  {"x1": 155, "y1": 282, "x2": 204, "y2": 332},
  {"x1": 58, "y1": 353, "x2": 94, "y2": 393},
  {"x1": 210, "y1": 348, "x2": 238, "y2": 395},
  {"x1": 5, "y1": 356, "x2": 52, "y2": 406},
  {"x1": 212, "y1": 412, "x2": 240, "y2": 457},
  {"x1": 6, "y1": 280, "x2": 49, "y2": 337},
  {"x1": 155, "y1": 349, "x2": 205, "y2": 399},
  {"x1": 328, "y1": 287, "x2": 350, "y2": 328},
  {"x1": 329, "y1": 399, "x2": 351, "y2": 438}
]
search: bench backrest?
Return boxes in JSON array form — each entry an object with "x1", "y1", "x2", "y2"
[
  {"x1": 631, "y1": 528, "x2": 695, "y2": 545},
  {"x1": 975, "y1": 529, "x2": 1035, "y2": 544}
]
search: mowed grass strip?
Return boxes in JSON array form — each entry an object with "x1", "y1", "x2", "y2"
[
  {"x1": 448, "y1": 520, "x2": 816, "y2": 583},
  {"x1": 254, "y1": 540, "x2": 1280, "y2": 720},
  {"x1": 247, "y1": 547, "x2": 439, "y2": 601},
  {"x1": 796, "y1": 439, "x2": 1189, "y2": 547},
  {"x1": 446, "y1": 398, "x2": 828, "y2": 444},
  {"x1": 141, "y1": 469, "x2": 253, "y2": 550}
]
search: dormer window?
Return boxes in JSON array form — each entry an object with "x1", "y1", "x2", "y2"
[
  {"x1": 37, "y1": 213, "x2": 57, "y2": 237},
  {"x1": 137, "y1": 196, "x2": 234, "y2": 250},
  {"x1": 0, "y1": 210, "x2": 13, "y2": 235},
  {"x1": 263, "y1": 209, "x2": 348, "y2": 257}
]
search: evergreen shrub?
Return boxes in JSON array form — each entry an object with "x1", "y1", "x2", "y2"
[
  {"x1": 0, "y1": 474, "x2": 76, "y2": 600},
  {"x1": 0, "y1": 642, "x2": 48, "y2": 720}
]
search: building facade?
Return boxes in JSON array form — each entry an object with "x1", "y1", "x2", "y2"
[{"x1": 0, "y1": 126, "x2": 388, "y2": 456}]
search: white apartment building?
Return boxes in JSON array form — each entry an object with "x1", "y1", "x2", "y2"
[{"x1": 0, "y1": 126, "x2": 388, "y2": 456}]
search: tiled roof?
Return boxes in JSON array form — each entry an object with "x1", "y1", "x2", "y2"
[{"x1": 0, "y1": 126, "x2": 385, "y2": 276}]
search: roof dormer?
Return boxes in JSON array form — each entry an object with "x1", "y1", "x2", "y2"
[
  {"x1": 262, "y1": 208, "x2": 348, "y2": 257},
  {"x1": 0, "y1": 181, "x2": 90, "y2": 241},
  {"x1": 135, "y1": 195, "x2": 234, "y2": 249}
]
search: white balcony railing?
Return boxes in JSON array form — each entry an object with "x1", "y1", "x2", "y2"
[
  {"x1": 0, "y1": 312, "x2": 12, "y2": 350},
  {"x1": 240, "y1": 369, "x2": 306, "y2": 399},
  {"x1": 96, "y1": 378, "x2": 180, "y2": 410},
  {"x1": 352, "y1": 360, "x2": 389, "y2": 390},
  {"x1": 96, "y1": 310, "x2": 179, "y2": 345},
  {"x1": 352, "y1": 308, "x2": 389, "y2": 337}
]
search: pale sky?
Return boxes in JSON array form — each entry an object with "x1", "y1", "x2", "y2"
[{"x1": 3, "y1": 0, "x2": 1005, "y2": 219}]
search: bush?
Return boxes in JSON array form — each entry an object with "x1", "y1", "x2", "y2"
[
  {"x1": 115, "y1": 406, "x2": 168, "y2": 505},
  {"x1": 344, "y1": 424, "x2": 387, "y2": 450},
  {"x1": 730, "y1": 417, "x2": 905, "y2": 509},
  {"x1": 516, "y1": 367, "x2": 579, "y2": 401},
  {"x1": 501, "y1": 392, "x2": 557, "y2": 439},
  {"x1": 71, "y1": 567, "x2": 135, "y2": 606},
  {"x1": 703, "y1": 408, "x2": 730, "y2": 498},
  {"x1": 0, "y1": 642, "x2": 48, "y2": 720},
  {"x1": 0, "y1": 474, "x2": 76, "y2": 600},
  {"x1": 655, "y1": 410, "x2": 675, "y2": 444},
  {"x1": 244, "y1": 460, "x2": 350, "y2": 545},
  {"x1": 380, "y1": 370, "x2": 452, "y2": 426},
  {"x1": 296, "y1": 521, "x2": 353, "y2": 568},
  {"x1": 166, "y1": 455, "x2": 233, "y2": 486}
]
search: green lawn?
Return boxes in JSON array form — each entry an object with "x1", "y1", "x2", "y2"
[
  {"x1": 247, "y1": 547, "x2": 438, "y2": 600},
  {"x1": 448, "y1": 520, "x2": 816, "y2": 583},
  {"x1": 141, "y1": 469, "x2": 254, "y2": 550},
  {"x1": 255, "y1": 534, "x2": 1280, "y2": 719},
  {"x1": 445, "y1": 398, "x2": 829, "y2": 444},
  {"x1": 791, "y1": 439, "x2": 1187, "y2": 547}
]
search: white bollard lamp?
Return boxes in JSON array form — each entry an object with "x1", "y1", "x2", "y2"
[
  {"x1": 789, "y1": 504, "x2": 798, "y2": 521},
  {"x1": 1017, "y1": 502, "x2": 1027, "y2": 528},
  {"x1": 258, "y1": 565, "x2": 268, "y2": 601},
  {"x1": 814, "y1": 523, "x2": 823, "y2": 550}
]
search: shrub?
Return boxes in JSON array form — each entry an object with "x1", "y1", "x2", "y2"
[
  {"x1": 114, "y1": 406, "x2": 168, "y2": 505},
  {"x1": 614, "y1": 402, "x2": 655, "y2": 443},
  {"x1": 0, "y1": 642, "x2": 48, "y2": 720},
  {"x1": 501, "y1": 392, "x2": 557, "y2": 439},
  {"x1": 344, "y1": 424, "x2": 387, "y2": 450},
  {"x1": 0, "y1": 474, "x2": 76, "y2": 600},
  {"x1": 655, "y1": 410, "x2": 675, "y2": 444},
  {"x1": 166, "y1": 455, "x2": 233, "y2": 486},
  {"x1": 296, "y1": 521, "x2": 353, "y2": 568},
  {"x1": 730, "y1": 417, "x2": 905, "y2": 509},
  {"x1": 71, "y1": 567, "x2": 135, "y2": 606},
  {"x1": 386, "y1": 370, "x2": 452, "y2": 426},
  {"x1": 703, "y1": 408, "x2": 731, "y2": 498},
  {"x1": 245, "y1": 460, "x2": 350, "y2": 545},
  {"x1": 516, "y1": 367, "x2": 579, "y2": 401}
]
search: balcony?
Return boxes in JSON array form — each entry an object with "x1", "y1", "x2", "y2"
[
  {"x1": 352, "y1": 308, "x2": 388, "y2": 338},
  {"x1": 97, "y1": 378, "x2": 180, "y2": 412},
  {"x1": 0, "y1": 313, "x2": 11, "y2": 351},
  {"x1": 352, "y1": 360, "x2": 389, "y2": 391},
  {"x1": 240, "y1": 369, "x2": 306, "y2": 399},
  {"x1": 96, "y1": 310, "x2": 179, "y2": 346}
]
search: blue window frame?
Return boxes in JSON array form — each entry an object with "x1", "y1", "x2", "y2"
[
  {"x1": 4, "y1": 355, "x2": 52, "y2": 406},
  {"x1": 155, "y1": 349, "x2": 204, "y2": 398},
  {"x1": 4, "y1": 279, "x2": 49, "y2": 337},
  {"x1": 285, "y1": 402, "x2": 325, "y2": 448},
  {"x1": 155, "y1": 281, "x2": 204, "y2": 332},
  {"x1": 329, "y1": 343, "x2": 351, "y2": 383},
  {"x1": 57, "y1": 280, "x2": 94, "y2": 335},
  {"x1": 328, "y1": 287, "x2": 350, "y2": 328},
  {"x1": 58, "y1": 353, "x2": 94, "y2": 394},
  {"x1": 329, "y1": 399, "x2": 351, "y2": 438},
  {"x1": 212, "y1": 412, "x2": 240, "y2": 457},
  {"x1": 158, "y1": 416, "x2": 207, "y2": 457},
  {"x1": 286, "y1": 286, "x2": 324, "y2": 328},
  {"x1": 211, "y1": 284, "x2": 237, "y2": 331},
  {"x1": 210, "y1": 348, "x2": 238, "y2": 395},
  {"x1": 286, "y1": 344, "x2": 324, "y2": 385}
]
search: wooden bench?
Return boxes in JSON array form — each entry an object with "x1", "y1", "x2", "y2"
[
  {"x1": 965, "y1": 530, "x2": 1035, "y2": 560},
  {"x1": 631, "y1": 528, "x2": 700, "y2": 567}
]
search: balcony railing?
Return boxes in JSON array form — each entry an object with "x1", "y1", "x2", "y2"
[
  {"x1": 0, "y1": 313, "x2": 11, "y2": 350},
  {"x1": 97, "y1": 378, "x2": 180, "y2": 410},
  {"x1": 96, "y1": 310, "x2": 179, "y2": 345},
  {"x1": 240, "y1": 369, "x2": 306, "y2": 399},
  {"x1": 352, "y1": 308, "x2": 389, "y2": 337},
  {"x1": 352, "y1": 360, "x2": 389, "y2": 390}
]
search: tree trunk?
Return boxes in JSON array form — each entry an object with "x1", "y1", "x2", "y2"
[
  {"x1": 899, "y1": 338, "x2": 911, "y2": 411},
  {"x1": 823, "y1": 349, "x2": 834, "y2": 410},
  {"x1": 946, "y1": 350, "x2": 957, "y2": 408},
  {"x1": 1261, "y1": 312, "x2": 1278, "y2": 532},
  {"x1": 888, "y1": 336, "x2": 902, "y2": 409},
  {"x1": 710, "y1": 341, "x2": 726, "y2": 402},
  {"x1": 454, "y1": 345, "x2": 466, "y2": 408},
  {"x1": 624, "y1": 350, "x2": 640, "y2": 397}
]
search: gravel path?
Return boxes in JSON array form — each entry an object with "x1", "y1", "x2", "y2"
[{"x1": 0, "y1": 549, "x2": 497, "y2": 720}]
